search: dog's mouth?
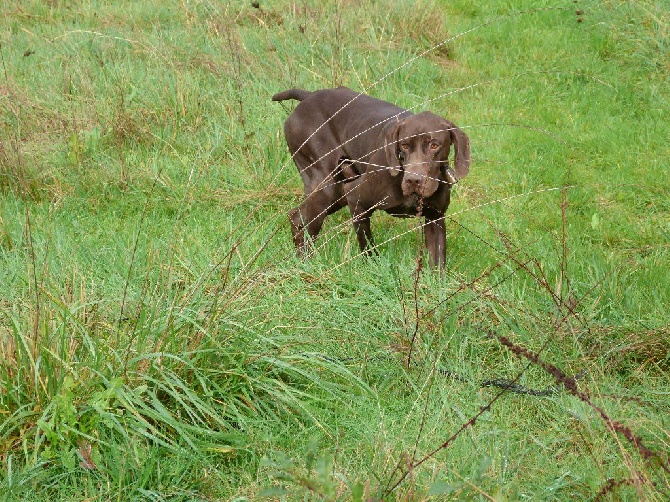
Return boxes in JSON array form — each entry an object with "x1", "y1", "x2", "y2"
[
  {"x1": 405, "y1": 193, "x2": 421, "y2": 205},
  {"x1": 401, "y1": 179, "x2": 439, "y2": 198}
]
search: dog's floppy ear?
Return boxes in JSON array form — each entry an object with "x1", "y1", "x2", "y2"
[
  {"x1": 384, "y1": 119, "x2": 403, "y2": 176},
  {"x1": 446, "y1": 120, "x2": 471, "y2": 180}
]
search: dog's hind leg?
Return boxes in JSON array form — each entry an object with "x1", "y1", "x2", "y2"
[{"x1": 290, "y1": 181, "x2": 345, "y2": 256}]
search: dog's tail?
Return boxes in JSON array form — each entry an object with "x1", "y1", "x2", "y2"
[{"x1": 271, "y1": 89, "x2": 313, "y2": 102}]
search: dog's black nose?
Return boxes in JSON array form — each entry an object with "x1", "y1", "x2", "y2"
[{"x1": 403, "y1": 173, "x2": 424, "y2": 190}]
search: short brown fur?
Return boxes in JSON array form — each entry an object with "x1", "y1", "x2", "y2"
[{"x1": 272, "y1": 87, "x2": 470, "y2": 269}]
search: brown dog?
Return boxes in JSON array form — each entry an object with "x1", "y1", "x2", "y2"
[{"x1": 272, "y1": 87, "x2": 470, "y2": 268}]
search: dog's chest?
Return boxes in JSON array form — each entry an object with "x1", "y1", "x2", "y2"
[{"x1": 386, "y1": 194, "x2": 424, "y2": 217}]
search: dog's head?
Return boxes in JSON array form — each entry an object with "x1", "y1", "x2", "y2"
[{"x1": 384, "y1": 112, "x2": 470, "y2": 198}]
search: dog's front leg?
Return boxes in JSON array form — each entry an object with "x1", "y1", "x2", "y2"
[{"x1": 424, "y1": 211, "x2": 446, "y2": 269}]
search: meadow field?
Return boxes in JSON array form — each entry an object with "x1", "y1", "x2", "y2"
[{"x1": 1, "y1": 0, "x2": 668, "y2": 500}]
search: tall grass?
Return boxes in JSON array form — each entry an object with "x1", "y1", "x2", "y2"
[{"x1": 1, "y1": 0, "x2": 668, "y2": 499}]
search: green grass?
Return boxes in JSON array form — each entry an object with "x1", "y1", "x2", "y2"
[{"x1": 1, "y1": 0, "x2": 669, "y2": 499}]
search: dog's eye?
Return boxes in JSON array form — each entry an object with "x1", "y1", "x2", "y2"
[
  {"x1": 429, "y1": 141, "x2": 440, "y2": 150},
  {"x1": 400, "y1": 143, "x2": 409, "y2": 151}
]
